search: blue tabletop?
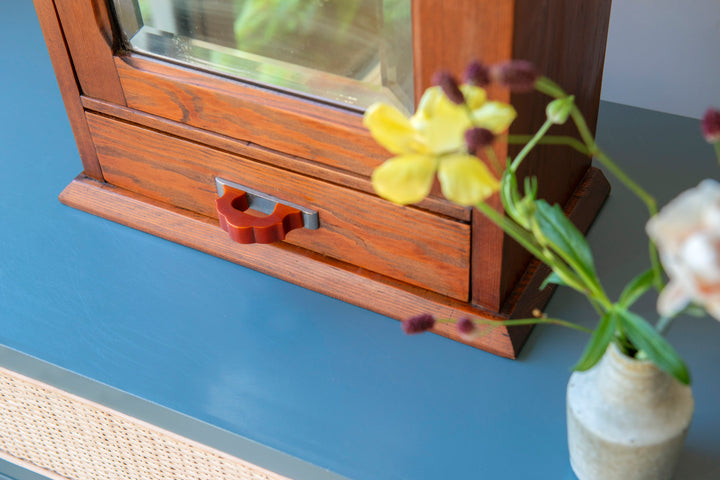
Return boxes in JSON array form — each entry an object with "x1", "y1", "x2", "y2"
[{"x1": 2, "y1": 3, "x2": 719, "y2": 479}]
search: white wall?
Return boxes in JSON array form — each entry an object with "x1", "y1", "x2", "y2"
[{"x1": 600, "y1": 0, "x2": 720, "y2": 119}]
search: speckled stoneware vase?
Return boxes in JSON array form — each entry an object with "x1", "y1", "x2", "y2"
[{"x1": 566, "y1": 343, "x2": 694, "y2": 480}]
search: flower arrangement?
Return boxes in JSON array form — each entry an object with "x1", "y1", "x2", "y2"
[{"x1": 364, "y1": 59, "x2": 720, "y2": 386}]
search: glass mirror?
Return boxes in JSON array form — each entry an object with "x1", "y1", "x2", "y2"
[{"x1": 112, "y1": 0, "x2": 414, "y2": 113}]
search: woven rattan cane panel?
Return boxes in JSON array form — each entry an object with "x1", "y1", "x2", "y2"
[{"x1": 0, "y1": 366, "x2": 293, "y2": 480}]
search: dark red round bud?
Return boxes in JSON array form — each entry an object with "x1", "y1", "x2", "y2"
[
  {"x1": 457, "y1": 317, "x2": 476, "y2": 336},
  {"x1": 701, "y1": 107, "x2": 720, "y2": 143},
  {"x1": 432, "y1": 70, "x2": 465, "y2": 105},
  {"x1": 491, "y1": 60, "x2": 538, "y2": 92},
  {"x1": 402, "y1": 314, "x2": 436, "y2": 334},
  {"x1": 463, "y1": 61, "x2": 490, "y2": 87},
  {"x1": 465, "y1": 127, "x2": 496, "y2": 154}
]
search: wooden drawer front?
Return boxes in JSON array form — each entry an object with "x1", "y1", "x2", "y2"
[{"x1": 86, "y1": 113, "x2": 470, "y2": 300}]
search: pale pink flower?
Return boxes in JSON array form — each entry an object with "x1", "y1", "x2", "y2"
[{"x1": 646, "y1": 180, "x2": 720, "y2": 320}]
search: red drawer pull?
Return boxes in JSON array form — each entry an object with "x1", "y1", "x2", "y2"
[
  {"x1": 216, "y1": 186, "x2": 306, "y2": 244},
  {"x1": 215, "y1": 179, "x2": 321, "y2": 244}
]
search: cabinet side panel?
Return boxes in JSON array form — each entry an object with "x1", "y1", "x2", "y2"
[{"x1": 498, "y1": 0, "x2": 612, "y2": 307}]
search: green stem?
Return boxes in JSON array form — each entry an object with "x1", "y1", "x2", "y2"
[
  {"x1": 714, "y1": 142, "x2": 720, "y2": 164},
  {"x1": 495, "y1": 317, "x2": 594, "y2": 334},
  {"x1": 569, "y1": 107, "x2": 664, "y2": 290},
  {"x1": 476, "y1": 201, "x2": 591, "y2": 296},
  {"x1": 539, "y1": 78, "x2": 660, "y2": 219},
  {"x1": 589, "y1": 297, "x2": 606, "y2": 316},
  {"x1": 553, "y1": 244, "x2": 611, "y2": 308},
  {"x1": 509, "y1": 118, "x2": 554, "y2": 173},
  {"x1": 535, "y1": 77, "x2": 567, "y2": 99},
  {"x1": 505, "y1": 134, "x2": 591, "y2": 155},
  {"x1": 538, "y1": 77, "x2": 660, "y2": 223},
  {"x1": 520, "y1": 76, "x2": 656, "y2": 301},
  {"x1": 436, "y1": 316, "x2": 593, "y2": 334},
  {"x1": 478, "y1": 199, "x2": 616, "y2": 311},
  {"x1": 592, "y1": 148, "x2": 658, "y2": 216}
]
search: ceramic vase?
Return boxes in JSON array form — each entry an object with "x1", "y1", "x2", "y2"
[{"x1": 566, "y1": 343, "x2": 693, "y2": 480}]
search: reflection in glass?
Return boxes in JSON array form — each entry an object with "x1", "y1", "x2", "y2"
[{"x1": 113, "y1": 0, "x2": 414, "y2": 113}]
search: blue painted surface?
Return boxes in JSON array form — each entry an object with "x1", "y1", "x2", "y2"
[{"x1": 2, "y1": 3, "x2": 720, "y2": 479}]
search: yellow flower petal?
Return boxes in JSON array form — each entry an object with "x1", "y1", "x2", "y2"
[
  {"x1": 437, "y1": 154, "x2": 500, "y2": 206},
  {"x1": 412, "y1": 87, "x2": 472, "y2": 154},
  {"x1": 371, "y1": 155, "x2": 437, "y2": 205},
  {"x1": 364, "y1": 103, "x2": 424, "y2": 155},
  {"x1": 460, "y1": 84, "x2": 488, "y2": 110},
  {"x1": 414, "y1": 86, "x2": 446, "y2": 118},
  {"x1": 471, "y1": 101, "x2": 517, "y2": 134}
]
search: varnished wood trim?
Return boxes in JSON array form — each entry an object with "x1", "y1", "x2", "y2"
[
  {"x1": 80, "y1": 96, "x2": 472, "y2": 222},
  {"x1": 53, "y1": 0, "x2": 126, "y2": 105},
  {"x1": 59, "y1": 175, "x2": 521, "y2": 359},
  {"x1": 115, "y1": 54, "x2": 389, "y2": 177},
  {"x1": 32, "y1": 0, "x2": 104, "y2": 181},
  {"x1": 412, "y1": 0, "x2": 515, "y2": 105},
  {"x1": 470, "y1": 195, "x2": 506, "y2": 311}
]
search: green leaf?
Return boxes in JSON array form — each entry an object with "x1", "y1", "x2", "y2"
[
  {"x1": 573, "y1": 311, "x2": 616, "y2": 372},
  {"x1": 618, "y1": 269, "x2": 655, "y2": 308},
  {"x1": 617, "y1": 309, "x2": 691, "y2": 385},
  {"x1": 540, "y1": 271, "x2": 566, "y2": 290},
  {"x1": 534, "y1": 200, "x2": 597, "y2": 279}
]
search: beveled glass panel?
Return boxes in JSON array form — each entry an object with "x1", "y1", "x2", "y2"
[{"x1": 112, "y1": 0, "x2": 414, "y2": 113}]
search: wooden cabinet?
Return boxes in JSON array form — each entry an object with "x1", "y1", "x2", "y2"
[{"x1": 35, "y1": 0, "x2": 612, "y2": 358}]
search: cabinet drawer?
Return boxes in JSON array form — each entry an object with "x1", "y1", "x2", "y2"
[{"x1": 86, "y1": 113, "x2": 470, "y2": 300}]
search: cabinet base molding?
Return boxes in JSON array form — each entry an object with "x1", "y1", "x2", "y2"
[{"x1": 59, "y1": 167, "x2": 609, "y2": 359}]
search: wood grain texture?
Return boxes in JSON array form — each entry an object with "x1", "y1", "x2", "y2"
[
  {"x1": 32, "y1": 0, "x2": 104, "y2": 181},
  {"x1": 53, "y1": 0, "x2": 125, "y2": 105},
  {"x1": 86, "y1": 113, "x2": 471, "y2": 301},
  {"x1": 58, "y1": 175, "x2": 520, "y2": 359},
  {"x1": 512, "y1": 0, "x2": 612, "y2": 138},
  {"x1": 80, "y1": 96, "x2": 471, "y2": 222},
  {"x1": 412, "y1": 0, "x2": 515, "y2": 103},
  {"x1": 115, "y1": 55, "x2": 389, "y2": 178}
]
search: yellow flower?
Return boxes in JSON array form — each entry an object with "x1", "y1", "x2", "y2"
[{"x1": 364, "y1": 85, "x2": 515, "y2": 206}]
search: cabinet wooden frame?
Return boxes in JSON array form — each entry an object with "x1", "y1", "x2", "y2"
[{"x1": 35, "y1": 0, "x2": 612, "y2": 358}]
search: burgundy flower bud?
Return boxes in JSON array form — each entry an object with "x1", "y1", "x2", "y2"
[
  {"x1": 465, "y1": 127, "x2": 496, "y2": 154},
  {"x1": 402, "y1": 313, "x2": 436, "y2": 334},
  {"x1": 701, "y1": 107, "x2": 720, "y2": 143},
  {"x1": 491, "y1": 60, "x2": 538, "y2": 92},
  {"x1": 432, "y1": 70, "x2": 465, "y2": 105},
  {"x1": 463, "y1": 61, "x2": 490, "y2": 87},
  {"x1": 457, "y1": 317, "x2": 476, "y2": 336}
]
